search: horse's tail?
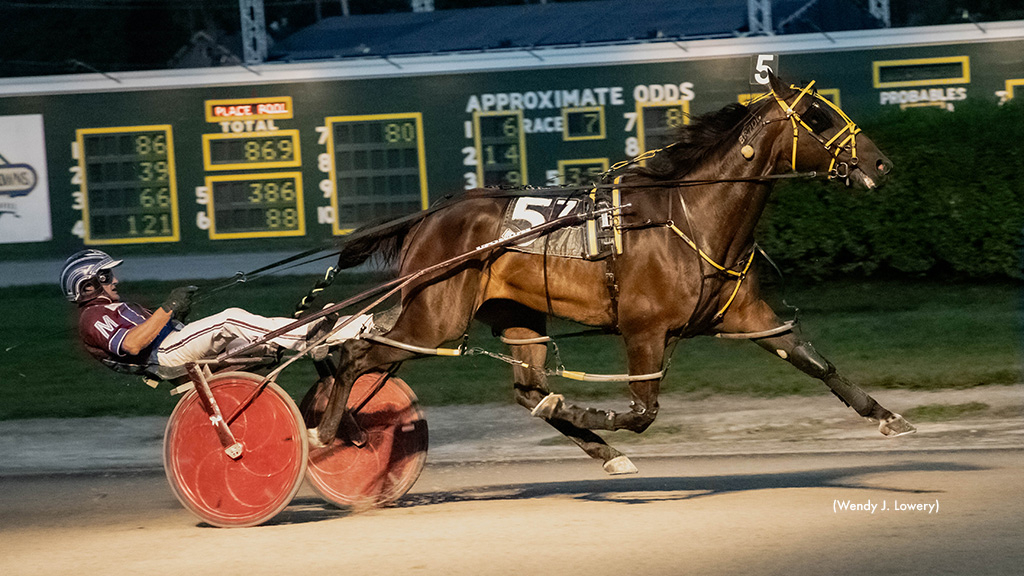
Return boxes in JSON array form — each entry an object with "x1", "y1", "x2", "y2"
[
  {"x1": 293, "y1": 211, "x2": 427, "y2": 318},
  {"x1": 335, "y1": 211, "x2": 425, "y2": 270}
]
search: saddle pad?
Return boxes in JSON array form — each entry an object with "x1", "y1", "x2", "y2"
[{"x1": 499, "y1": 195, "x2": 616, "y2": 260}]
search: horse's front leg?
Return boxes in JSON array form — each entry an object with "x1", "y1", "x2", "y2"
[
  {"x1": 757, "y1": 333, "x2": 916, "y2": 436},
  {"x1": 721, "y1": 301, "x2": 916, "y2": 437}
]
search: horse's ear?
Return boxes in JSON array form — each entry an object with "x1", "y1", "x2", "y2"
[{"x1": 767, "y1": 70, "x2": 787, "y2": 95}]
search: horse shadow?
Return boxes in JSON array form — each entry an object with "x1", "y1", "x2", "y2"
[{"x1": 254, "y1": 458, "x2": 982, "y2": 526}]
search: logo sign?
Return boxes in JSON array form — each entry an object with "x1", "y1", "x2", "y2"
[
  {"x1": 751, "y1": 54, "x2": 779, "y2": 86},
  {"x1": 0, "y1": 161, "x2": 38, "y2": 197},
  {"x1": 0, "y1": 114, "x2": 52, "y2": 244}
]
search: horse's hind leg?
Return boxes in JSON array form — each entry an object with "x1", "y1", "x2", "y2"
[
  {"x1": 528, "y1": 329, "x2": 667, "y2": 437},
  {"x1": 311, "y1": 336, "x2": 416, "y2": 446},
  {"x1": 503, "y1": 325, "x2": 637, "y2": 475},
  {"x1": 723, "y1": 301, "x2": 916, "y2": 437}
]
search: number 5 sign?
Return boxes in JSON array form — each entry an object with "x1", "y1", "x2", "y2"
[{"x1": 751, "y1": 54, "x2": 779, "y2": 86}]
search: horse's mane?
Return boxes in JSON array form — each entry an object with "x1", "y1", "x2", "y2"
[{"x1": 625, "y1": 98, "x2": 770, "y2": 181}]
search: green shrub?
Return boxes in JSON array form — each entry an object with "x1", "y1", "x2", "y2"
[{"x1": 758, "y1": 99, "x2": 1024, "y2": 279}]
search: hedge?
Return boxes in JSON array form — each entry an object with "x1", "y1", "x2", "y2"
[{"x1": 756, "y1": 99, "x2": 1024, "y2": 280}]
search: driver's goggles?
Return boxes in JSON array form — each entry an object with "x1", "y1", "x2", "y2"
[{"x1": 96, "y1": 269, "x2": 115, "y2": 284}]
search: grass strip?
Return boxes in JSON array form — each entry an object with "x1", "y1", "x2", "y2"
[{"x1": 0, "y1": 276, "x2": 1019, "y2": 420}]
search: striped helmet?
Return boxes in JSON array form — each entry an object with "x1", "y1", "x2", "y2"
[{"x1": 60, "y1": 249, "x2": 122, "y2": 302}]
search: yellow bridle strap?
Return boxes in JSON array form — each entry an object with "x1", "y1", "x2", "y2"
[
  {"x1": 771, "y1": 80, "x2": 861, "y2": 175},
  {"x1": 773, "y1": 80, "x2": 817, "y2": 169}
]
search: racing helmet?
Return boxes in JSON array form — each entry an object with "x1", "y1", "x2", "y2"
[{"x1": 60, "y1": 249, "x2": 123, "y2": 302}]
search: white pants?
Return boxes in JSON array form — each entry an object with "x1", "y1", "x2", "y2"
[{"x1": 156, "y1": 307, "x2": 372, "y2": 367}]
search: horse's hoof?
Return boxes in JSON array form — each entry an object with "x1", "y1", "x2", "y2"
[
  {"x1": 603, "y1": 455, "x2": 638, "y2": 475},
  {"x1": 531, "y1": 393, "x2": 564, "y2": 418},
  {"x1": 879, "y1": 414, "x2": 917, "y2": 437},
  {"x1": 307, "y1": 427, "x2": 328, "y2": 449}
]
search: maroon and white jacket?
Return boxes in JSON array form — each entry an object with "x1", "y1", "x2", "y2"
[{"x1": 77, "y1": 297, "x2": 178, "y2": 366}]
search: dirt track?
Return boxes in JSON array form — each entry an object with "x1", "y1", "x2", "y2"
[
  {"x1": 1, "y1": 385, "x2": 1022, "y2": 575},
  {"x1": 2, "y1": 450, "x2": 1023, "y2": 576}
]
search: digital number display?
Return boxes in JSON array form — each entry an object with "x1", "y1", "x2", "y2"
[
  {"x1": 562, "y1": 107, "x2": 606, "y2": 141},
  {"x1": 202, "y1": 130, "x2": 301, "y2": 171},
  {"x1": 557, "y1": 158, "x2": 609, "y2": 187},
  {"x1": 326, "y1": 113, "x2": 429, "y2": 234},
  {"x1": 474, "y1": 110, "x2": 527, "y2": 187},
  {"x1": 76, "y1": 125, "x2": 179, "y2": 244},
  {"x1": 205, "y1": 173, "x2": 305, "y2": 239},
  {"x1": 637, "y1": 102, "x2": 689, "y2": 154},
  {"x1": 873, "y1": 56, "x2": 970, "y2": 88}
]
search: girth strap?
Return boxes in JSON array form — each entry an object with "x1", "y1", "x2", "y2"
[{"x1": 665, "y1": 221, "x2": 756, "y2": 321}]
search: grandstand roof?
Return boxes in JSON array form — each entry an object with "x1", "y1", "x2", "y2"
[{"x1": 269, "y1": 0, "x2": 883, "y2": 63}]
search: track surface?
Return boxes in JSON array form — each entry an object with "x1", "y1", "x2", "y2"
[{"x1": 2, "y1": 449, "x2": 1022, "y2": 576}]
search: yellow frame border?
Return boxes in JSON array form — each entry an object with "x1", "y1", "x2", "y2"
[
  {"x1": 872, "y1": 56, "x2": 970, "y2": 89},
  {"x1": 562, "y1": 106, "x2": 606, "y2": 141},
  {"x1": 201, "y1": 129, "x2": 302, "y2": 171},
  {"x1": 205, "y1": 96, "x2": 294, "y2": 123},
  {"x1": 1005, "y1": 79, "x2": 1024, "y2": 100},
  {"x1": 636, "y1": 100, "x2": 691, "y2": 156},
  {"x1": 473, "y1": 110, "x2": 528, "y2": 188},
  {"x1": 75, "y1": 125, "x2": 180, "y2": 245},
  {"x1": 325, "y1": 112, "x2": 430, "y2": 236},
  {"x1": 204, "y1": 171, "x2": 306, "y2": 240},
  {"x1": 556, "y1": 158, "x2": 609, "y2": 186}
]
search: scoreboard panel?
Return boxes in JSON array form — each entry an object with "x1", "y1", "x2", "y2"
[
  {"x1": 202, "y1": 130, "x2": 301, "y2": 171},
  {"x1": 0, "y1": 23, "x2": 1019, "y2": 259},
  {"x1": 74, "y1": 125, "x2": 180, "y2": 245},
  {"x1": 204, "y1": 172, "x2": 305, "y2": 240},
  {"x1": 325, "y1": 113, "x2": 429, "y2": 235},
  {"x1": 1004, "y1": 79, "x2": 1024, "y2": 100},
  {"x1": 557, "y1": 158, "x2": 609, "y2": 187},
  {"x1": 636, "y1": 101, "x2": 690, "y2": 155},
  {"x1": 872, "y1": 56, "x2": 970, "y2": 88},
  {"x1": 562, "y1": 106, "x2": 606, "y2": 141},
  {"x1": 473, "y1": 110, "x2": 527, "y2": 187}
]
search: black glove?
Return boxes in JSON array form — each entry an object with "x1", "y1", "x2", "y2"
[{"x1": 161, "y1": 285, "x2": 198, "y2": 320}]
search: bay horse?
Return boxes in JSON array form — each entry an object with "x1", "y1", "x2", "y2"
[{"x1": 308, "y1": 73, "x2": 916, "y2": 474}]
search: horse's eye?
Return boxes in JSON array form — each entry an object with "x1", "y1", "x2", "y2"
[{"x1": 802, "y1": 102, "x2": 834, "y2": 133}]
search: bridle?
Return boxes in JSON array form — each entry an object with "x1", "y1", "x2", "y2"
[
  {"x1": 776, "y1": 81, "x2": 861, "y2": 178},
  {"x1": 754, "y1": 80, "x2": 862, "y2": 180}
]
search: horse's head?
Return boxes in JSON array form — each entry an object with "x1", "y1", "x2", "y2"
[{"x1": 764, "y1": 73, "x2": 892, "y2": 189}]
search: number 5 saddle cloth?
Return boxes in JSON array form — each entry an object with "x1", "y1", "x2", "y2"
[{"x1": 498, "y1": 187, "x2": 623, "y2": 261}]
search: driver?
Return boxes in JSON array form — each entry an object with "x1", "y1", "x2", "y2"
[{"x1": 60, "y1": 249, "x2": 370, "y2": 372}]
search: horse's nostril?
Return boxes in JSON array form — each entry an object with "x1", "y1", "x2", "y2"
[{"x1": 876, "y1": 159, "x2": 891, "y2": 175}]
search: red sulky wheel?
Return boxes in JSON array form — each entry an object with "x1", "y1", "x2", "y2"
[
  {"x1": 163, "y1": 372, "x2": 308, "y2": 528},
  {"x1": 306, "y1": 373, "x2": 428, "y2": 511}
]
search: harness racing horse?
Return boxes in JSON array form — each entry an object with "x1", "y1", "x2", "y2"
[{"x1": 308, "y1": 73, "x2": 917, "y2": 474}]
